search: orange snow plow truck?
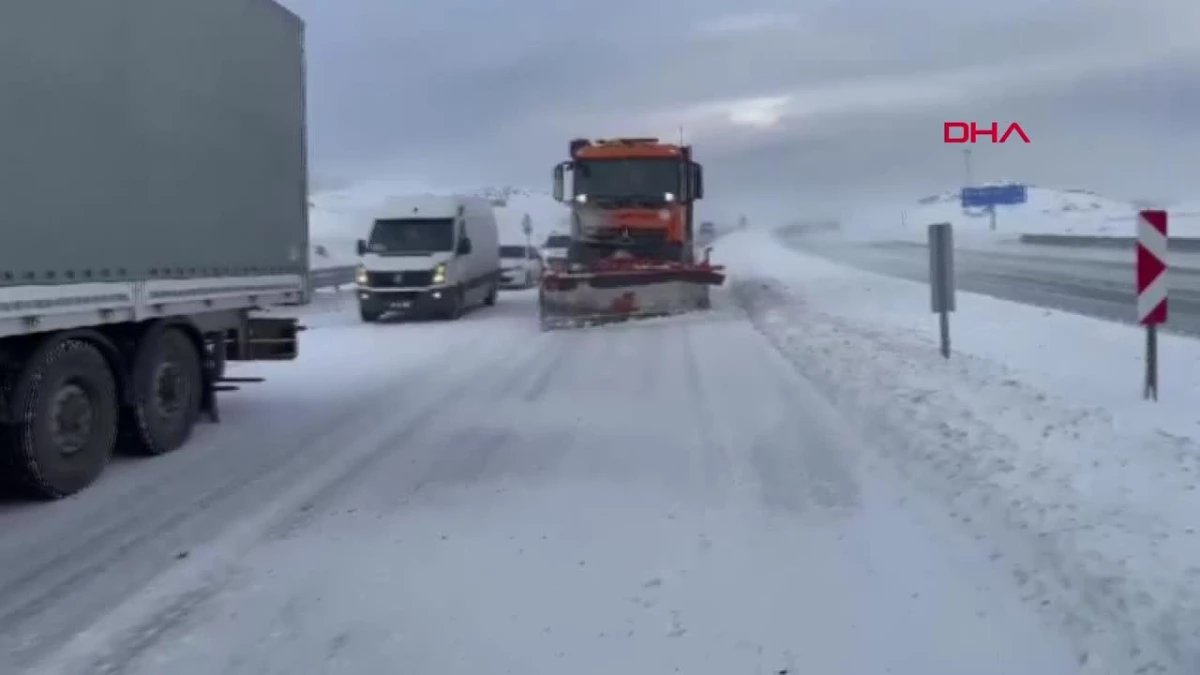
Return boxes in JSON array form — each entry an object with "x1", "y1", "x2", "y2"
[{"x1": 538, "y1": 137, "x2": 725, "y2": 330}]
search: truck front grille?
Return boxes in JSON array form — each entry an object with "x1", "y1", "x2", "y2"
[{"x1": 367, "y1": 270, "x2": 433, "y2": 288}]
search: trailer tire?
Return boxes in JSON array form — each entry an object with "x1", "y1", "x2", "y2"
[
  {"x1": 2, "y1": 339, "x2": 119, "y2": 499},
  {"x1": 121, "y1": 327, "x2": 202, "y2": 457}
]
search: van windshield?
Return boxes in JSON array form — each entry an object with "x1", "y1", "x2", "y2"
[
  {"x1": 368, "y1": 218, "x2": 455, "y2": 254},
  {"x1": 543, "y1": 235, "x2": 571, "y2": 248},
  {"x1": 499, "y1": 245, "x2": 528, "y2": 259}
]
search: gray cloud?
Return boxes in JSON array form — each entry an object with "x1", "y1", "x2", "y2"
[{"x1": 281, "y1": 0, "x2": 1200, "y2": 223}]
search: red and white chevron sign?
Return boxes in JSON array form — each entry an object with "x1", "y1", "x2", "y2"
[{"x1": 1136, "y1": 209, "x2": 1168, "y2": 325}]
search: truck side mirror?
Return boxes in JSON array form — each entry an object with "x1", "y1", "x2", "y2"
[
  {"x1": 552, "y1": 163, "x2": 567, "y2": 202},
  {"x1": 457, "y1": 237, "x2": 473, "y2": 255},
  {"x1": 691, "y1": 162, "x2": 704, "y2": 200},
  {"x1": 356, "y1": 239, "x2": 367, "y2": 256}
]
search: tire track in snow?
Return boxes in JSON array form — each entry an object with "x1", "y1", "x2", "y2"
[
  {"x1": 1, "y1": 313, "x2": 527, "y2": 672},
  {"x1": 24, "y1": 317, "x2": 551, "y2": 675},
  {"x1": 261, "y1": 333, "x2": 555, "y2": 542}
]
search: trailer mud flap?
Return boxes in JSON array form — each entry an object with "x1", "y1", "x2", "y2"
[{"x1": 234, "y1": 317, "x2": 300, "y2": 361}]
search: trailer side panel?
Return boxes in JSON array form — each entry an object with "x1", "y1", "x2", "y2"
[{"x1": 0, "y1": 0, "x2": 308, "y2": 286}]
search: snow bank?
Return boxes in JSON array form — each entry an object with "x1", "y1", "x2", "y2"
[
  {"x1": 841, "y1": 184, "x2": 1200, "y2": 245},
  {"x1": 714, "y1": 230, "x2": 1200, "y2": 674}
]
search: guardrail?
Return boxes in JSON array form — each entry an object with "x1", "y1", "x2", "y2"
[
  {"x1": 1018, "y1": 234, "x2": 1200, "y2": 252},
  {"x1": 310, "y1": 265, "x2": 356, "y2": 290}
]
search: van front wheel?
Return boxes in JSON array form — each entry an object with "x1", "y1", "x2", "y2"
[
  {"x1": 484, "y1": 281, "x2": 498, "y2": 306},
  {"x1": 445, "y1": 287, "x2": 465, "y2": 320}
]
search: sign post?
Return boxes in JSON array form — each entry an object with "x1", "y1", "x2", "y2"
[
  {"x1": 1136, "y1": 209, "x2": 1168, "y2": 400},
  {"x1": 928, "y1": 222, "x2": 956, "y2": 358},
  {"x1": 960, "y1": 184, "x2": 1028, "y2": 230},
  {"x1": 521, "y1": 213, "x2": 533, "y2": 250}
]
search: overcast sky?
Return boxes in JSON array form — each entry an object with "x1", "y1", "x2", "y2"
[{"x1": 280, "y1": 0, "x2": 1200, "y2": 224}]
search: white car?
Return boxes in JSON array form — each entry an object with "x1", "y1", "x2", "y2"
[
  {"x1": 540, "y1": 233, "x2": 571, "y2": 271},
  {"x1": 498, "y1": 244, "x2": 543, "y2": 288}
]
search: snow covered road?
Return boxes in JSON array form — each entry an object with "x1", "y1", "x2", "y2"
[
  {"x1": 6, "y1": 288, "x2": 1084, "y2": 674},
  {"x1": 786, "y1": 236, "x2": 1200, "y2": 336}
]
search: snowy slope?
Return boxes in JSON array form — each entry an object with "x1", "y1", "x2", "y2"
[
  {"x1": 844, "y1": 183, "x2": 1200, "y2": 243},
  {"x1": 719, "y1": 229, "x2": 1200, "y2": 674},
  {"x1": 307, "y1": 182, "x2": 569, "y2": 262},
  {"x1": 481, "y1": 187, "x2": 569, "y2": 245}
]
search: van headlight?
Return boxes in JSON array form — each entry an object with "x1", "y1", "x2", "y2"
[
  {"x1": 355, "y1": 264, "x2": 368, "y2": 285},
  {"x1": 432, "y1": 263, "x2": 446, "y2": 285}
]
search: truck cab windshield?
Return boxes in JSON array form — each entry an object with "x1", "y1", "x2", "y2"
[
  {"x1": 573, "y1": 158, "x2": 682, "y2": 205},
  {"x1": 368, "y1": 218, "x2": 455, "y2": 255}
]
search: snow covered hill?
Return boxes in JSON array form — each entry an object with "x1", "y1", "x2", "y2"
[
  {"x1": 306, "y1": 181, "x2": 568, "y2": 267},
  {"x1": 478, "y1": 186, "x2": 569, "y2": 246},
  {"x1": 844, "y1": 183, "x2": 1200, "y2": 243}
]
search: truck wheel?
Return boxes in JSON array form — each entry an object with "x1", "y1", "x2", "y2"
[
  {"x1": 2, "y1": 339, "x2": 119, "y2": 499},
  {"x1": 121, "y1": 327, "x2": 202, "y2": 456},
  {"x1": 360, "y1": 306, "x2": 381, "y2": 323},
  {"x1": 484, "y1": 281, "x2": 498, "y2": 306}
]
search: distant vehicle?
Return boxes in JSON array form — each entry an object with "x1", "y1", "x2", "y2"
[
  {"x1": 355, "y1": 195, "x2": 501, "y2": 322},
  {"x1": 0, "y1": 0, "x2": 308, "y2": 499},
  {"x1": 540, "y1": 233, "x2": 572, "y2": 270},
  {"x1": 499, "y1": 244, "x2": 543, "y2": 289}
]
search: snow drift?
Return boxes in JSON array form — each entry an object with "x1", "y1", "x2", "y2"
[{"x1": 715, "y1": 229, "x2": 1200, "y2": 674}]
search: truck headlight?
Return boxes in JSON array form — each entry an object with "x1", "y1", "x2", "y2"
[
  {"x1": 432, "y1": 263, "x2": 446, "y2": 284},
  {"x1": 355, "y1": 265, "x2": 368, "y2": 285}
]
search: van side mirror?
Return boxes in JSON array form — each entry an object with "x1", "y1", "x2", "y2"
[
  {"x1": 356, "y1": 239, "x2": 367, "y2": 256},
  {"x1": 457, "y1": 237, "x2": 472, "y2": 255}
]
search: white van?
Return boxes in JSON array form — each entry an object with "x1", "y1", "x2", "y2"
[
  {"x1": 355, "y1": 195, "x2": 501, "y2": 322},
  {"x1": 498, "y1": 243, "x2": 543, "y2": 289}
]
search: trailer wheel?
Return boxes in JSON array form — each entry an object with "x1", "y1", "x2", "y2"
[
  {"x1": 2, "y1": 339, "x2": 119, "y2": 499},
  {"x1": 121, "y1": 327, "x2": 202, "y2": 456}
]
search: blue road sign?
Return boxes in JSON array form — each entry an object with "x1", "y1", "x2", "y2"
[{"x1": 961, "y1": 184, "x2": 1027, "y2": 208}]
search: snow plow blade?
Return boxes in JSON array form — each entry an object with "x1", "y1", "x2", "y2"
[{"x1": 538, "y1": 264, "x2": 725, "y2": 330}]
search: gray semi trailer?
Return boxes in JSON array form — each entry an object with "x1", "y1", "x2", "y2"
[{"x1": 0, "y1": 0, "x2": 309, "y2": 498}]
